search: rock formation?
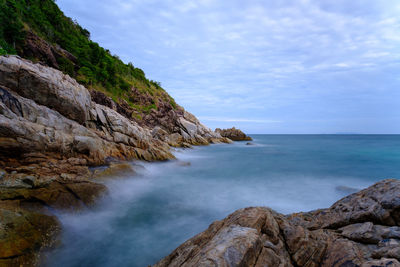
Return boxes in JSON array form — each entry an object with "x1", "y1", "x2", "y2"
[
  {"x1": 216, "y1": 127, "x2": 253, "y2": 141},
  {"x1": 0, "y1": 55, "x2": 232, "y2": 265},
  {"x1": 0, "y1": 55, "x2": 231, "y2": 168},
  {"x1": 156, "y1": 179, "x2": 400, "y2": 267}
]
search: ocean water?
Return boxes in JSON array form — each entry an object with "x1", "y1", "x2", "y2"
[{"x1": 45, "y1": 135, "x2": 400, "y2": 267}]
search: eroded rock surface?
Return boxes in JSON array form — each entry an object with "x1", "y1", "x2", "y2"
[{"x1": 156, "y1": 179, "x2": 400, "y2": 267}]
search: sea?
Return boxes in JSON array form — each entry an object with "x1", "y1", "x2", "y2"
[{"x1": 45, "y1": 134, "x2": 400, "y2": 267}]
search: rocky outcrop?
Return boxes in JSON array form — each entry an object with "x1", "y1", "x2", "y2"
[
  {"x1": 0, "y1": 55, "x2": 232, "y2": 212},
  {"x1": 216, "y1": 127, "x2": 252, "y2": 141},
  {"x1": 21, "y1": 31, "x2": 77, "y2": 71},
  {"x1": 90, "y1": 88, "x2": 232, "y2": 147},
  {"x1": 156, "y1": 179, "x2": 400, "y2": 267},
  {"x1": 0, "y1": 55, "x2": 183, "y2": 167},
  {"x1": 0, "y1": 54, "x2": 91, "y2": 124},
  {"x1": 0, "y1": 55, "x2": 233, "y2": 265}
]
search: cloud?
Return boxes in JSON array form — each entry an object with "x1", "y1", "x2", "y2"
[{"x1": 57, "y1": 0, "x2": 400, "y2": 133}]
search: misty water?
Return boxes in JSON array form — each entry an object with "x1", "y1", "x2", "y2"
[{"x1": 45, "y1": 135, "x2": 400, "y2": 267}]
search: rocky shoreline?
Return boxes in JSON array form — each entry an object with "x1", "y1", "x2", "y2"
[
  {"x1": 1, "y1": 55, "x2": 399, "y2": 267},
  {"x1": 156, "y1": 179, "x2": 400, "y2": 267},
  {"x1": 0, "y1": 55, "x2": 233, "y2": 266}
]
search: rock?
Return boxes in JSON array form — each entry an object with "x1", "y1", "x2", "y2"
[
  {"x1": 215, "y1": 127, "x2": 252, "y2": 141},
  {"x1": 0, "y1": 55, "x2": 91, "y2": 124},
  {"x1": 156, "y1": 179, "x2": 400, "y2": 267},
  {"x1": 362, "y1": 258, "x2": 400, "y2": 267},
  {"x1": 92, "y1": 162, "x2": 136, "y2": 179},
  {"x1": 339, "y1": 222, "x2": 381, "y2": 244},
  {"x1": 0, "y1": 55, "x2": 231, "y2": 171},
  {"x1": 90, "y1": 90, "x2": 117, "y2": 111},
  {"x1": 246, "y1": 142, "x2": 254, "y2": 145},
  {"x1": 0, "y1": 54, "x2": 235, "y2": 267},
  {"x1": 0, "y1": 208, "x2": 60, "y2": 266},
  {"x1": 290, "y1": 179, "x2": 400, "y2": 230},
  {"x1": 21, "y1": 31, "x2": 77, "y2": 70},
  {"x1": 186, "y1": 225, "x2": 262, "y2": 267},
  {"x1": 177, "y1": 161, "x2": 191, "y2": 167},
  {"x1": 0, "y1": 81, "x2": 173, "y2": 164},
  {"x1": 0, "y1": 179, "x2": 107, "y2": 211}
]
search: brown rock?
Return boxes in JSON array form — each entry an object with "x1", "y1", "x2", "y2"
[
  {"x1": 0, "y1": 208, "x2": 60, "y2": 266},
  {"x1": 215, "y1": 127, "x2": 252, "y2": 141},
  {"x1": 0, "y1": 179, "x2": 106, "y2": 211},
  {"x1": 92, "y1": 162, "x2": 136, "y2": 179},
  {"x1": 157, "y1": 179, "x2": 400, "y2": 267},
  {"x1": 362, "y1": 258, "x2": 400, "y2": 267}
]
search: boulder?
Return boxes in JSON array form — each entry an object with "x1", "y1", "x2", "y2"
[
  {"x1": 0, "y1": 55, "x2": 91, "y2": 124},
  {"x1": 215, "y1": 127, "x2": 252, "y2": 141},
  {"x1": 156, "y1": 179, "x2": 400, "y2": 267}
]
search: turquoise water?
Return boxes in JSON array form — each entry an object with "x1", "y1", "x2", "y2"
[{"x1": 45, "y1": 135, "x2": 400, "y2": 267}]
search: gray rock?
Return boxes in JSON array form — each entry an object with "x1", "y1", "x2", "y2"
[
  {"x1": 0, "y1": 55, "x2": 92, "y2": 124},
  {"x1": 156, "y1": 180, "x2": 400, "y2": 267}
]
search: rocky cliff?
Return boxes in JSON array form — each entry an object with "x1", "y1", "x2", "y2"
[
  {"x1": 0, "y1": 55, "x2": 231, "y2": 266},
  {"x1": 156, "y1": 179, "x2": 400, "y2": 267}
]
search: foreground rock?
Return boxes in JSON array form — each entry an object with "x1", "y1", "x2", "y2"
[
  {"x1": 216, "y1": 127, "x2": 252, "y2": 141},
  {"x1": 0, "y1": 208, "x2": 60, "y2": 266},
  {"x1": 156, "y1": 179, "x2": 400, "y2": 267}
]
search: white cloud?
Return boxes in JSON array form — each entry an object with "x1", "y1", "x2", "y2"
[{"x1": 57, "y1": 0, "x2": 400, "y2": 133}]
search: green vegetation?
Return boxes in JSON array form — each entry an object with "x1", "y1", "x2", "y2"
[{"x1": 0, "y1": 0, "x2": 177, "y2": 114}]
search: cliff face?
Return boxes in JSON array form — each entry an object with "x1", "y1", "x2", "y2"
[
  {"x1": 156, "y1": 179, "x2": 400, "y2": 267},
  {"x1": 0, "y1": 55, "x2": 230, "y2": 182}
]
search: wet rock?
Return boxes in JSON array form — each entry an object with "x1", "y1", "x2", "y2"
[
  {"x1": 0, "y1": 179, "x2": 107, "y2": 211},
  {"x1": 0, "y1": 208, "x2": 60, "y2": 266},
  {"x1": 177, "y1": 161, "x2": 191, "y2": 167},
  {"x1": 92, "y1": 162, "x2": 136, "y2": 179}
]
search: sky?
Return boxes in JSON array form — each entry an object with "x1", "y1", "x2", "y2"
[{"x1": 57, "y1": 0, "x2": 400, "y2": 134}]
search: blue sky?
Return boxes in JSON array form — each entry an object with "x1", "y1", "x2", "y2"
[{"x1": 58, "y1": 0, "x2": 400, "y2": 133}]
